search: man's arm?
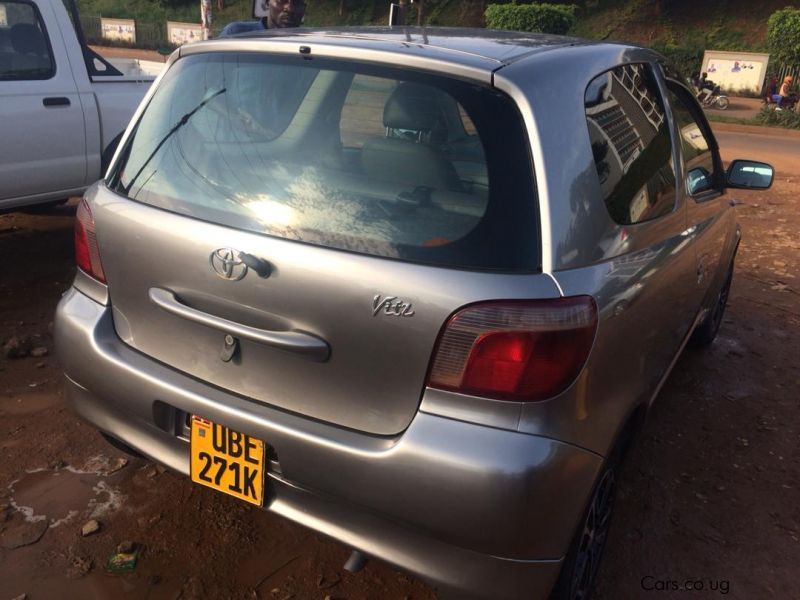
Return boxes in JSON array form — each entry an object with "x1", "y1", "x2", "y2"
[{"x1": 218, "y1": 20, "x2": 264, "y2": 37}]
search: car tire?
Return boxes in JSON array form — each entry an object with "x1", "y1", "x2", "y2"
[
  {"x1": 550, "y1": 444, "x2": 622, "y2": 600},
  {"x1": 689, "y1": 263, "x2": 733, "y2": 349}
]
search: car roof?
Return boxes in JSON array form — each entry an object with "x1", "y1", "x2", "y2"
[{"x1": 208, "y1": 26, "x2": 612, "y2": 68}]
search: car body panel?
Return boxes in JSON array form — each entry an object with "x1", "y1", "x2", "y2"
[
  {"x1": 0, "y1": 0, "x2": 154, "y2": 209},
  {"x1": 56, "y1": 287, "x2": 602, "y2": 563},
  {"x1": 0, "y1": 0, "x2": 87, "y2": 202},
  {"x1": 91, "y1": 185, "x2": 561, "y2": 435}
]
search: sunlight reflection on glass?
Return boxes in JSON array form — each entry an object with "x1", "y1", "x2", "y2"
[{"x1": 245, "y1": 197, "x2": 297, "y2": 228}]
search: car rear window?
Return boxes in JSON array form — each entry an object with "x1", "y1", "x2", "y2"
[{"x1": 109, "y1": 52, "x2": 539, "y2": 271}]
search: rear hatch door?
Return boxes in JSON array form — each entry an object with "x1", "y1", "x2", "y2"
[{"x1": 96, "y1": 50, "x2": 546, "y2": 435}]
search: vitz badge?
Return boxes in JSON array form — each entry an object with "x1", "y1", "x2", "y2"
[{"x1": 373, "y1": 294, "x2": 415, "y2": 318}]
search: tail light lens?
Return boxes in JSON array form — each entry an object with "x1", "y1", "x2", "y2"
[
  {"x1": 74, "y1": 199, "x2": 106, "y2": 283},
  {"x1": 427, "y1": 296, "x2": 597, "y2": 401}
]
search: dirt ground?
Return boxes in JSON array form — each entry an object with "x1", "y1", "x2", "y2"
[
  {"x1": 594, "y1": 178, "x2": 800, "y2": 598},
  {"x1": 1, "y1": 137, "x2": 799, "y2": 600}
]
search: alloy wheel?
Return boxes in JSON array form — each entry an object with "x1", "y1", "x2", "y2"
[
  {"x1": 710, "y1": 270, "x2": 733, "y2": 335},
  {"x1": 570, "y1": 467, "x2": 616, "y2": 600}
]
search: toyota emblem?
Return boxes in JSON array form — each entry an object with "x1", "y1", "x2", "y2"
[{"x1": 210, "y1": 248, "x2": 248, "y2": 281}]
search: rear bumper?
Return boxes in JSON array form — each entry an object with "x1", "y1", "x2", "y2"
[{"x1": 55, "y1": 286, "x2": 603, "y2": 600}]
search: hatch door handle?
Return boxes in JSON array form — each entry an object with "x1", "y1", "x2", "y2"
[
  {"x1": 148, "y1": 288, "x2": 330, "y2": 362},
  {"x1": 43, "y1": 96, "x2": 71, "y2": 107}
]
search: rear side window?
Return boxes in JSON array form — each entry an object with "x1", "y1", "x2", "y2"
[
  {"x1": 584, "y1": 64, "x2": 676, "y2": 225},
  {"x1": 0, "y1": 0, "x2": 54, "y2": 80},
  {"x1": 110, "y1": 52, "x2": 539, "y2": 271}
]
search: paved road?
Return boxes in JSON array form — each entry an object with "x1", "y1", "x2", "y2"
[
  {"x1": 705, "y1": 96, "x2": 764, "y2": 120},
  {"x1": 715, "y1": 127, "x2": 800, "y2": 176}
]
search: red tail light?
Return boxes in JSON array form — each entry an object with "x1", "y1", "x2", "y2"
[
  {"x1": 427, "y1": 297, "x2": 597, "y2": 401},
  {"x1": 74, "y1": 199, "x2": 106, "y2": 283}
]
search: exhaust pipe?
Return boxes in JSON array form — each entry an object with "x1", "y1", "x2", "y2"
[{"x1": 343, "y1": 550, "x2": 367, "y2": 573}]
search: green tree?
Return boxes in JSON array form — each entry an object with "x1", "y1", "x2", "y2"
[{"x1": 767, "y1": 7, "x2": 800, "y2": 67}]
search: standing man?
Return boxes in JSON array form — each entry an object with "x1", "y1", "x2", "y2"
[
  {"x1": 218, "y1": 0, "x2": 306, "y2": 36},
  {"x1": 201, "y1": 0, "x2": 213, "y2": 40}
]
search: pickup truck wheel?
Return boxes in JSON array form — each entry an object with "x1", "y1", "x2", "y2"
[
  {"x1": 101, "y1": 132, "x2": 125, "y2": 175},
  {"x1": 689, "y1": 263, "x2": 733, "y2": 348}
]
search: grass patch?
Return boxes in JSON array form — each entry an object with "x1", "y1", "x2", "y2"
[
  {"x1": 303, "y1": 0, "x2": 381, "y2": 27},
  {"x1": 755, "y1": 106, "x2": 800, "y2": 129},
  {"x1": 704, "y1": 113, "x2": 759, "y2": 126},
  {"x1": 705, "y1": 108, "x2": 800, "y2": 132}
]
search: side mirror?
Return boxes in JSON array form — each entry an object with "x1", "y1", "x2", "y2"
[
  {"x1": 686, "y1": 167, "x2": 712, "y2": 195},
  {"x1": 726, "y1": 160, "x2": 774, "y2": 190}
]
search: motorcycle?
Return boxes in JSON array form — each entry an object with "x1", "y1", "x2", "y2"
[
  {"x1": 687, "y1": 79, "x2": 730, "y2": 110},
  {"x1": 764, "y1": 92, "x2": 799, "y2": 111},
  {"x1": 700, "y1": 85, "x2": 729, "y2": 110},
  {"x1": 701, "y1": 80, "x2": 730, "y2": 110}
]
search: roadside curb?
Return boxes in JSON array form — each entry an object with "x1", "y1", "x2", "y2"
[{"x1": 710, "y1": 120, "x2": 800, "y2": 140}]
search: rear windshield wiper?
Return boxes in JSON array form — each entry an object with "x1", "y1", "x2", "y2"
[{"x1": 122, "y1": 88, "x2": 227, "y2": 195}]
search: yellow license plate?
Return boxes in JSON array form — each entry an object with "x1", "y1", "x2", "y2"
[{"x1": 190, "y1": 416, "x2": 265, "y2": 506}]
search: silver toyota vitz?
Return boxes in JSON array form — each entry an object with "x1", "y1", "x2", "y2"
[{"x1": 55, "y1": 27, "x2": 774, "y2": 599}]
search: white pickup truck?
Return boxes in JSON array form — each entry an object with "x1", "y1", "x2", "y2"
[{"x1": 0, "y1": 0, "x2": 162, "y2": 210}]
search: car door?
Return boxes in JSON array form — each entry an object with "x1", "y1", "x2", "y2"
[
  {"x1": 579, "y1": 62, "x2": 697, "y2": 392},
  {"x1": 664, "y1": 80, "x2": 735, "y2": 315},
  {"x1": 0, "y1": 0, "x2": 87, "y2": 204}
]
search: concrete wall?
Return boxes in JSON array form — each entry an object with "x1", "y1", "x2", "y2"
[
  {"x1": 100, "y1": 18, "x2": 136, "y2": 44},
  {"x1": 167, "y1": 21, "x2": 203, "y2": 46},
  {"x1": 702, "y1": 50, "x2": 770, "y2": 95}
]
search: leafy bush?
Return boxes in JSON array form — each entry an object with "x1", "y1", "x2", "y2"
[
  {"x1": 755, "y1": 105, "x2": 800, "y2": 130},
  {"x1": 767, "y1": 7, "x2": 800, "y2": 68},
  {"x1": 485, "y1": 2, "x2": 577, "y2": 35},
  {"x1": 650, "y1": 40, "x2": 704, "y2": 83}
]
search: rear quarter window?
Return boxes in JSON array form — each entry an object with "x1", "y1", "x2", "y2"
[
  {"x1": 109, "y1": 52, "x2": 539, "y2": 271},
  {"x1": 584, "y1": 63, "x2": 676, "y2": 225}
]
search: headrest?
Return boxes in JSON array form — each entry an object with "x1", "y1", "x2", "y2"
[
  {"x1": 10, "y1": 23, "x2": 46, "y2": 56},
  {"x1": 383, "y1": 82, "x2": 445, "y2": 131}
]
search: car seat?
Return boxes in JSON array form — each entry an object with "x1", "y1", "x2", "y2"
[
  {"x1": 361, "y1": 82, "x2": 462, "y2": 191},
  {"x1": 9, "y1": 23, "x2": 51, "y2": 73}
]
